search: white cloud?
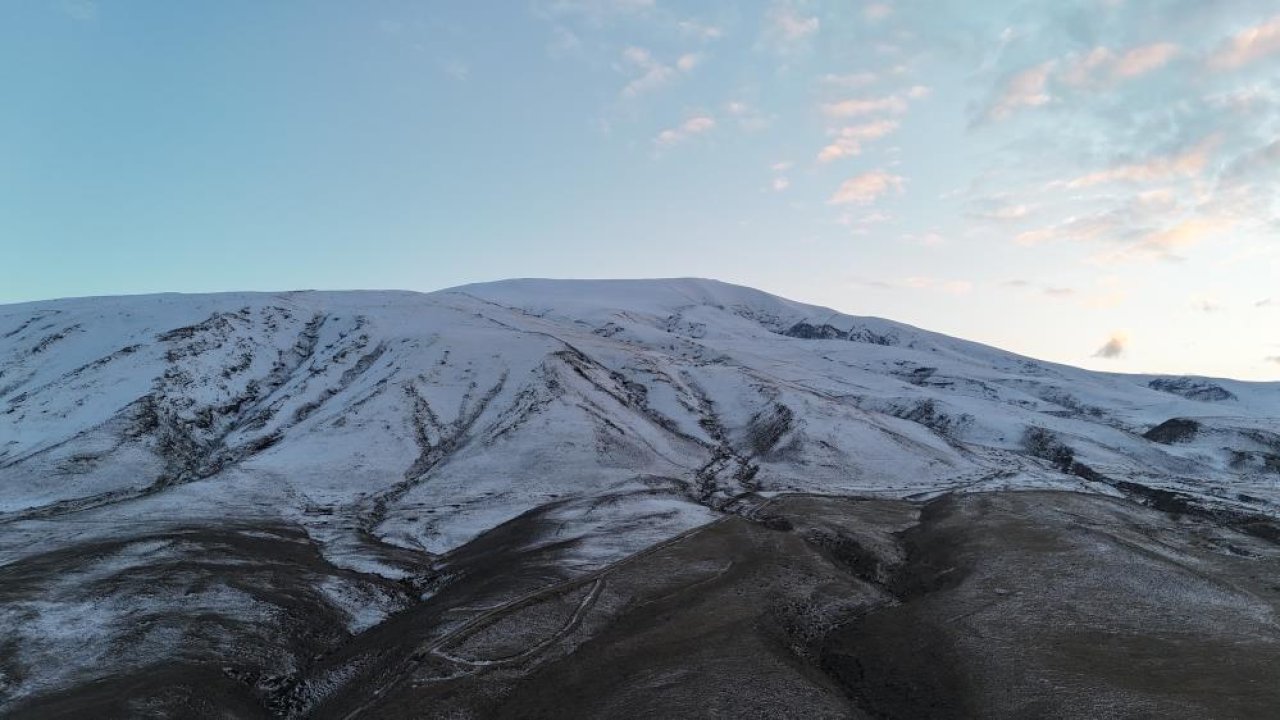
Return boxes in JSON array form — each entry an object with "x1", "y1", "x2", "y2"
[
  {"x1": 677, "y1": 19, "x2": 723, "y2": 41},
  {"x1": 828, "y1": 170, "x2": 905, "y2": 205},
  {"x1": 838, "y1": 211, "x2": 893, "y2": 235},
  {"x1": 772, "y1": 177, "x2": 791, "y2": 191},
  {"x1": 1209, "y1": 15, "x2": 1280, "y2": 70},
  {"x1": 821, "y1": 84, "x2": 928, "y2": 120},
  {"x1": 821, "y1": 72, "x2": 879, "y2": 89},
  {"x1": 905, "y1": 231, "x2": 947, "y2": 247},
  {"x1": 676, "y1": 53, "x2": 701, "y2": 71},
  {"x1": 620, "y1": 46, "x2": 699, "y2": 98},
  {"x1": 724, "y1": 101, "x2": 773, "y2": 131},
  {"x1": 770, "y1": 3, "x2": 820, "y2": 42},
  {"x1": 654, "y1": 115, "x2": 716, "y2": 146},
  {"x1": 545, "y1": 0, "x2": 654, "y2": 17},
  {"x1": 983, "y1": 204, "x2": 1032, "y2": 221}
]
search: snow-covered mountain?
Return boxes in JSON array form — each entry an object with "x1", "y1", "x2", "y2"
[{"x1": 2, "y1": 278, "x2": 1278, "y2": 715}]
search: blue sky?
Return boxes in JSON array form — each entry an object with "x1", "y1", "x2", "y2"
[{"x1": 3, "y1": 0, "x2": 1278, "y2": 379}]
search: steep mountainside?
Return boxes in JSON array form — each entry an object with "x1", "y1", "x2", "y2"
[{"x1": 1, "y1": 278, "x2": 1278, "y2": 717}]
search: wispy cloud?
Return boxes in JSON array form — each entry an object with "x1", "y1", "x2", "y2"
[
  {"x1": 822, "y1": 72, "x2": 879, "y2": 89},
  {"x1": 828, "y1": 170, "x2": 905, "y2": 205},
  {"x1": 620, "y1": 46, "x2": 698, "y2": 97},
  {"x1": 1061, "y1": 43, "x2": 1180, "y2": 87},
  {"x1": 838, "y1": 211, "x2": 893, "y2": 235},
  {"x1": 902, "y1": 276, "x2": 974, "y2": 294},
  {"x1": 816, "y1": 120, "x2": 899, "y2": 162},
  {"x1": 768, "y1": 2, "x2": 820, "y2": 44},
  {"x1": 677, "y1": 19, "x2": 723, "y2": 41},
  {"x1": 1209, "y1": 15, "x2": 1280, "y2": 70},
  {"x1": 864, "y1": 3, "x2": 893, "y2": 21},
  {"x1": 59, "y1": 0, "x2": 98, "y2": 21},
  {"x1": 441, "y1": 60, "x2": 470, "y2": 81},
  {"x1": 654, "y1": 115, "x2": 716, "y2": 146},
  {"x1": 1059, "y1": 136, "x2": 1218, "y2": 189},
  {"x1": 542, "y1": 0, "x2": 654, "y2": 22},
  {"x1": 1095, "y1": 217, "x2": 1234, "y2": 263},
  {"x1": 675, "y1": 53, "x2": 701, "y2": 71},
  {"x1": 856, "y1": 276, "x2": 973, "y2": 294},
  {"x1": 821, "y1": 86, "x2": 927, "y2": 119},
  {"x1": 986, "y1": 61, "x2": 1055, "y2": 120},
  {"x1": 725, "y1": 100, "x2": 773, "y2": 131},
  {"x1": 977, "y1": 204, "x2": 1033, "y2": 221}
]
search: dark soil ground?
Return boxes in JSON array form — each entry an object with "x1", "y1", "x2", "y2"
[{"x1": 5, "y1": 490, "x2": 1280, "y2": 719}]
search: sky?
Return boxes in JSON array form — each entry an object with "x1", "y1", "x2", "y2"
[{"x1": 2, "y1": 0, "x2": 1278, "y2": 380}]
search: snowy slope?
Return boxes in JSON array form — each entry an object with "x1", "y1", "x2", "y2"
[
  {"x1": 2, "y1": 277, "x2": 1279, "y2": 711},
  {"x1": 3, "y1": 278, "x2": 1279, "y2": 564}
]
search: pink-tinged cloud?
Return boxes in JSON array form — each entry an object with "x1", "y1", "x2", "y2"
[
  {"x1": 987, "y1": 61, "x2": 1054, "y2": 119},
  {"x1": 1130, "y1": 217, "x2": 1231, "y2": 259},
  {"x1": 1063, "y1": 136, "x2": 1219, "y2": 188},
  {"x1": 1210, "y1": 15, "x2": 1280, "y2": 70},
  {"x1": 1063, "y1": 43, "x2": 1180, "y2": 86},
  {"x1": 1113, "y1": 43, "x2": 1180, "y2": 77},
  {"x1": 821, "y1": 95, "x2": 909, "y2": 118},
  {"x1": 828, "y1": 170, "x2": 905, "y2": 205},
  {"x1": 1086, "y1": 216, "x2": 1234, "y2": 264},
  {"x1": 816, "y1": 120, "x2": 899, "y2": 162}
]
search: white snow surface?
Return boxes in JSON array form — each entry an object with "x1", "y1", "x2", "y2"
[{"x1": 2, "y1": 277, "x2": 1278, "y2": 575}]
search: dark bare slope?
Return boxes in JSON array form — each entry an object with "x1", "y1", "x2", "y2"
[
  {"x1": 323, "y1": 491, "x2": 1280, "y2": 719},
  {"x1": 7, "y1": 490, "x2": 1280, "y2": 719}
]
